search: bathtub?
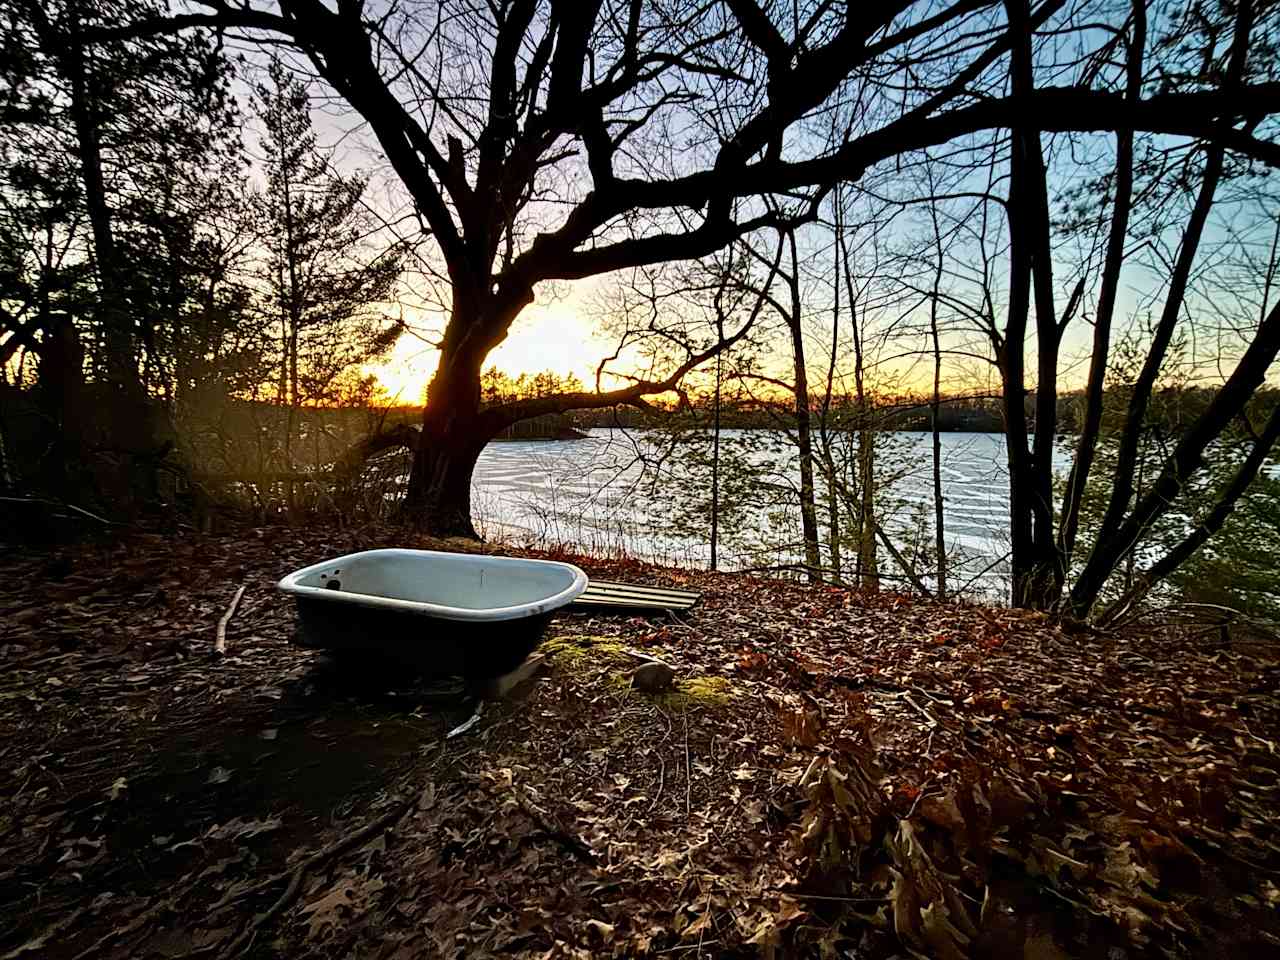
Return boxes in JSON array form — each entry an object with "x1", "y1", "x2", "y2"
[{"x1": 277, "y1": 549, "x2": 588, "y2": 684}]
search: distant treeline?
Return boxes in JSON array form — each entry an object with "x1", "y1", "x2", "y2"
[
  {"x1": 570, "y1": 386, "x2": 1280, "y2": 436},
  {"x1": 571, "y1": 394, "x2": 1007, "y2": 432}
]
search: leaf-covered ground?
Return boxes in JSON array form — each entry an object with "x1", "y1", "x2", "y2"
[{"x1": 1, "y1": 526, "x2": 1278, "y2": 959}]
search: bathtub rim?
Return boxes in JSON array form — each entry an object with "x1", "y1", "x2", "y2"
[{"x1": 277, "y1": 548, "x2": 588, "y2": 623}]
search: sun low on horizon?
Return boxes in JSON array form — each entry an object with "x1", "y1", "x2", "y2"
[
  {"x1": 366, "y1": 288, "x2": 1011, "y2": 406},
  {"x1": 369, "y1": 297, "x2": 630, "y2": 403}
]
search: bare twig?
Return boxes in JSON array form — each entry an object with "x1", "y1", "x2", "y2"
[
  {"x1": 873, "y1": 522, "x2": 935, "y2": 598},
  {"x1": 901, "y1": 694, "x2": 939, "y2": 728},
  {"x1": 648, "y1": 755, "x2": 666, "y2": 812},
  {"x1": 684, "y1": 711, "x2": 692, "y2": 815},
  {"x1": 765, "y1": 890, "x2": 891, "y2": 904},
  {"x1": 214, "y1": 583, "x2": 247, "y2": 656},
  {"x1": 511, "y1": 787, "x2": 597, "y2": 865},
  {"x1": 656, "y1": 941, "x2": 721, "y2": 955},
  {"x1": 624, "y1": 648, "x2": 663, "y2": 663},
  {"x1": 0, "y1": 496, "x2": 113, "y2": 526}
]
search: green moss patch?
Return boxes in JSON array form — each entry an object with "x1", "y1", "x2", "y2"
[
  {"x1": 539, "y1": 633, "x2": 628, "y2": 670},
  {"x1": 612, "y1": 673, "x2": 735, "y2": 710},
  {"x1": 540, "y1": 633, "x2": 736, "y2": 711},
  {"x1": 662, "y1": 675, "x2": 734, "y2": 709}
]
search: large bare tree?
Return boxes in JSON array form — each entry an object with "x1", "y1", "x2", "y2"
[{"x1": 109, "y1": 0, "x2": 1280, "y2": 537}]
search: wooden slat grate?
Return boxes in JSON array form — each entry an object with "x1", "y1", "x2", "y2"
[
  {"x1": 581, "y1": 585, "x2": 699, "y2": 603},
  {"x1": 580, "y1": 585, "x2": 699, "y2": 603},
  {"x1": 569, "y1": 579, "x2": 701, "y2": 613}
]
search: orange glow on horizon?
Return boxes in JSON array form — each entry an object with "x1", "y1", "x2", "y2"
[
  {"x1": 368, "y1": 297, "x2": 632, "y2": 403},
  {"x1": 365, "y1": 286, "x2": 974, "y2": 407}
]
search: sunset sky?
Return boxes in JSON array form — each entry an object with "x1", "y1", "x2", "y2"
[
  {"x1": 365, "y1": 286, "x2": 1012, "y2": 404},
  {"x1": 361, "y1": 251, "x2": 1255, "y2": 406},
  {"x1": 368, "y1": 289, "x2": 629, "y2": 402}
]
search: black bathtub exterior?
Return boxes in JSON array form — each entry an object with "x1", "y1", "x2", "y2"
[{"x1": 291, "y1": 595, "x2": 552, "y2": 684}]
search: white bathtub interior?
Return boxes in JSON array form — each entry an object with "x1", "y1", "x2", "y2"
[{"x1": 281, "y1": 549, "x2": 586, "y2": 616}]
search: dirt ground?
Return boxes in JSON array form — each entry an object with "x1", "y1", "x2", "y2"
[{"x1": 2, "y1": 525, "x2": 1278, "y2": 959}]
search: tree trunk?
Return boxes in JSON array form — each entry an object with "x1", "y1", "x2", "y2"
[
  {"x1": 36, "y1": 317, "x2": 86, "y2": 499},
  {"x1": 1000, "y1": 180, "x2": 1034, "y2": 607},
  {"x1": 403, "y1": 427, "x2": 485, "y2": 537},
  {"x1": 824, "y1": 455, "x2": 841, "y2": 579},
  {"x1": 930, "y1": 321, "x2": 946, "y2": 600},
  {"x1": 792, "y1": 380, "x2": 821, "y2": 581},
  {"x1": 856, "y1": 423, "x2": 879, "y2": 590},
  {"x1": 784, "y1": 233, "x2": 822, "y2": 581},
  {"x1": 1004, "y1": 0, "x2": 1064, "y2": 610},
  {"x1": 1000, "y1": 0, "x2": 1070, "y2": 608},
  {"x1": 710, "y1": 348, "x2": 722, "y2": 572},
  {"x1": 62, "y1": 9, "x2": 164, "y2": 509},
  {"x1": 1090, "y1": 0, "x2": 1250, "y2": 560},
  {"x1": 402, "y1": 315, "x2": 496, "y2": 537},
  {"x1": 821, "y1": 224, "x2": 842, "y2": 582},
  {"x1": 1058, "y1": 0, "x2": 1146, "y2": 566},
  {"x1": 925, "y1": 186, "x2": 948, "y2": 599},
  {"x1": 836, "y1": 220, "x2": 879, "y2": 592},
  {"x1": 286, "y1": 317, "x2": 299, "y2": 509},
  {"x1": 1093, "y1": 145, "x2": 1223, "y2": 547},
  {"x1": 281, "y1": 171, "x2": 302, "y2": 507},
  {"x1": 65, "y1": 22, "x2": 134, "y2": 401}
]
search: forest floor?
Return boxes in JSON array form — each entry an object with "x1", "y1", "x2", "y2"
[{"x1": 1, "y1": 525, "x2": 1278, "y2": 960}]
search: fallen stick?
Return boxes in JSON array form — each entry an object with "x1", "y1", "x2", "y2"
[
  {"x1": 623, "y1": 648, "x2": 662, "y2": 663},
  {"x1": 511, "y1": 787, "x2": 597, "y2": 865},
  {"x1": 214, "y1": 583, "x2": 248, "y2": 656},
  {"x1": 901, "y1": 693, "x2": 939, "y2": 728},
  {"x1": 647, "y1": 755, "x2": 666, "y2": 812},
  {"x1": 684, "y1": 712, "x2": 692, "y2": 815}
]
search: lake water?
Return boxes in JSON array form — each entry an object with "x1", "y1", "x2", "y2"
[{"x1": 471, "y1": 428, "x2": 1025, "y2": 598}]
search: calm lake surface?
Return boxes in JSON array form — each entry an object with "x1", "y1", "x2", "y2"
[{"x1": 471, "y1": 428, "x2": 1033, "y2": 598}]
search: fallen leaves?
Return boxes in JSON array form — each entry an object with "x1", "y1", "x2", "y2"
[
  {"x1": 1, "y1": 526, "x2": 1278, "y2": 958},
  {"x1": 205, "y1": 816, "x2": 283, "y2": 842},
  {"x1": 300, "y1": 876, "x2": 386, "y2": 940}
]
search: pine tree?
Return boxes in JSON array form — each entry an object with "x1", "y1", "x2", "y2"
[{"x1": 250, "y1": 56, "x2": 402, "y2": 477}]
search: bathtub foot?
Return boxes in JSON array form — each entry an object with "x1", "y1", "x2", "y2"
[{"x1": 481, "y1": 653, "x2": 547, "y2": 700}]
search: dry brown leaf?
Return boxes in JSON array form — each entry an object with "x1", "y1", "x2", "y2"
[
  {"x1": 300, "y1": 876, "x2": 385, "y2": 940},
  {"x1": 205, "y1": 817, "x2": 282, "y2": 842}
]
